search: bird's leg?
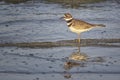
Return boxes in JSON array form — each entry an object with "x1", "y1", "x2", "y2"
[{"x1": 78, "y1": 34, "x2": 80, "y2": 53}]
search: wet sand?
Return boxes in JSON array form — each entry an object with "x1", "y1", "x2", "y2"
[{"x1": 0, "y1": 39, "x2": 120, "y2": 48}]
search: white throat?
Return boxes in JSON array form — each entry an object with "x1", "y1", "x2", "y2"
[{"x1": 65, "y1": 18, "x2": 72, "y2": 21}]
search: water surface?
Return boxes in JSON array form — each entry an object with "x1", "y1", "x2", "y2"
[
  {"x1": 0, "y1": 0, "x2": 120, "y2": 43},
  {"x1": 0, "y1": 0, "x2": 120, "y2": 80}
]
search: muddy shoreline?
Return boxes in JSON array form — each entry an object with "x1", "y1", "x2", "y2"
[{"x1": 0, "y1": 39, "x2": 119, "y2": 48}]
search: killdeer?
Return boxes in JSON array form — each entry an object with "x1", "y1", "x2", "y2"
[{"x1": 62, "y1": 13, "x2": 105, "y2": 50}]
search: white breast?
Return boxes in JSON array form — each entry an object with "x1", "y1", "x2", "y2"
[{"x1": 69, "y1": 26, "x2": 92, "y2": 34}]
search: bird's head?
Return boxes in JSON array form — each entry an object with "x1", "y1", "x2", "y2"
[{"x1": 63, "y1": 13, "x2": 73, "y2": 21}]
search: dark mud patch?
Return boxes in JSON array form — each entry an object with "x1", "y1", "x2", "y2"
[
  {"x1": 0, "y1": 39, "x2": 120, "y2": 48},
  {"x1": 0, "y1": 0, "x2": 30, "y2": 4},
  {"x1": 45, "y1": 0, "x2": 106, "y2": 8},
  {"x1": 46, "y1": 0, "x2": 105, "y2": 4}
]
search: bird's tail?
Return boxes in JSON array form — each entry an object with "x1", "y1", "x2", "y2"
[{"x1": 94, "y1": 24, "x2": 106, "y2": 27}]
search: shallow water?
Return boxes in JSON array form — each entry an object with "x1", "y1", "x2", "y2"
[
  {"x1": 0, "y1": 0, "x2": 120, "y2": 43},
  {"x1": 0, "y1": 47, "x2": 120, "y2": 80}
]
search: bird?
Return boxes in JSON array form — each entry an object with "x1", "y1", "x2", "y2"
[{"x1": 62, "y1": 13, "x2": 105, "y2": 51}]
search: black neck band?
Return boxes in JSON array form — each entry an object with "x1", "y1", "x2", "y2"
[
  {"x1": 66, "y1": 19, "x2": 72, "y2": 23},
  {"x1": 68, "y1": 23, "x2": 72, "y2": 27}
]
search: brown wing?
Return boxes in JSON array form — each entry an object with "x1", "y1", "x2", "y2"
[{"x1": 71, "y1": 19, "x2": 94, "y2": 30}]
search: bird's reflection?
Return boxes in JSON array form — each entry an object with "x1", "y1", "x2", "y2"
[
  {"x1": 63, "y1": 46, "x2": 105, "y2": 79},
  {"x1": 68, "y1": 51, "x2": 88, "y2": 61},
  {"x1": 63, "y1": 46, "x2": 88, "y2": 79},
  {"x1": 64, "y1": 60, "x2": 85, "y2": 70},
  {"x1": 63, "y1": 60, "x2": 86, "y2": 79}
]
